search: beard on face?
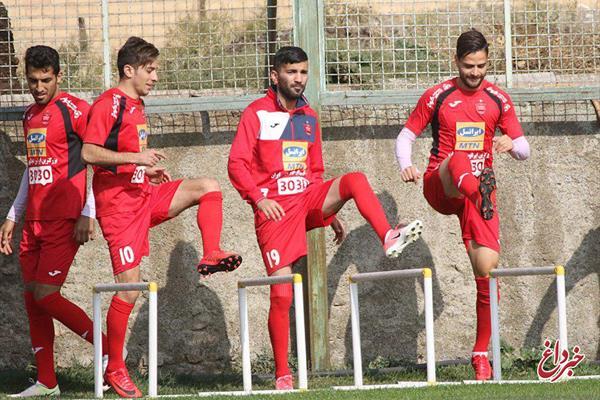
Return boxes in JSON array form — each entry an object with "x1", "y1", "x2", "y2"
[
  {"x1": 459, "y1": 72, "x2": 484, "y2": 89},
  {"x1": 278, "y1": 80, "x2": 305, "y2": 102}
]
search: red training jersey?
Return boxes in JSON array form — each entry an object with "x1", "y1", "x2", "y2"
[
  {"x1": 228, "y1": 87, "x2": 324, "y2": 206},
  {"x1": 23, "y1": 92, "x2": 89, "y2": 220},
  {"x1": 84, "y1": 88, "x2": 150, "y2": 217},
  {"x1": 405, "y1": 78, "x2": 524, "y2": 176}
]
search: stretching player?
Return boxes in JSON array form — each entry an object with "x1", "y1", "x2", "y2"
[
  {"x1": 0, "y1": 46, "x2": 109, "y2": 397},
  {"x1": 229, "y1": 46, "x2": 423, "y2": 390},
  {"x1": 396, "y1": 29, "x2": 530, "y2": 380},
  {"x1": 81, "y1": 37, "x2": 241, "y2": 397}
]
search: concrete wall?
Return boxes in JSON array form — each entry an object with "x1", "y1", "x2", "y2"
[{"x1": 0, "y1": 121, "x2": 598, "y2": 374}]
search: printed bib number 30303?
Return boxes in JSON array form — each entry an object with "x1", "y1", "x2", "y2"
[
  {"x1": 131, "y1": 166, "x2": 146, "y2": 183},
  {"x1": 29, "y1": 166, "x2": 53, "y2": 185},
  {"x1": 277, "y1": 176, "x2": 308, "y2": 195}
]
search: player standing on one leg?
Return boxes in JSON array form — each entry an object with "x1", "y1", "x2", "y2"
[
  {"x1": 0, "y1": 46, "x2": 111, "y2": 397},
  {"x1": 395, "y1": 29, "x2": 530, "y2": 380},
  {"x1": 229, "y1": 46, "x2": 423, "y2": 390},
  {"x1": 82, "y1": 37, "x2": 242, "y2": 398}
]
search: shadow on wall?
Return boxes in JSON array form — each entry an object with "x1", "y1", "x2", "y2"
[
  {"x1": 326, "y1": 190, "x2": 444, "y2": 366},
  {"x1": 0, "y1": 131, "x2": 30, "y2": 369},
  {"x1": 524, "y1": 227, "x2": 600, "y2": 360},
  {"x1": 128, "y1": 241, "x2": 231, "y2": 374}
]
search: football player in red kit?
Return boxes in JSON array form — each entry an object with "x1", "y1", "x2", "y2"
[
  {"x1": 82, "y1": 37, "x2": 241, "y2": 397},
  {"x1": 396, "y1": 30, "x2": 530, "y2": 380},
  {"x1": 0, "y1": 46, "x2": 109, "y2": 397},
  {"x1": 229, "y1": 46, "x2": 423, "y2": 390}
]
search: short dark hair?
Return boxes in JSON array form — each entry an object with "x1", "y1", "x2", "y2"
[
  {"x1": 272, "y1": 46, "x2": 308, "y2": 71},
  {"x1": 117, "y1": 36, "x2": 159, "y2": 79},
  {"x1": 456, "y1": 29, "x2": 489, "y2": 60},
  {"x1": 25, "y1": 45, "x2": 60, "y2": 75}
]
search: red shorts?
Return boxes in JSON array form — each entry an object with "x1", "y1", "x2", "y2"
[
  {"x1": 98, "y1": 180, "x2": 182, "y2": 275},
  {"x1": 255, "y1": 179, "x2": 336, "y2": 275},
  {"x1": 423, "y1": 168, "x2": 500, "y2": 252},
  {"x1": 19, "y1": 219, "x2": 80, "y2": 285}
]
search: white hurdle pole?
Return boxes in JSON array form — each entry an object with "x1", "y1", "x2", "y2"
[
  {"x1": 237, "y1": 274, "x2": 307, "y2": 392},
  {"x1": 489, "y1": 266, "x2": 568, "y2": 382},
  {"x1": 348, "y1": 268, "x2": 436, "y2": 388},
  {"x1": 422, "y1": 268, "x2": 436, "y2": 384},
  {"x1": 555, "y1": 266, "x2": 568, "y2": 352},
  {"x1": 238, "y1": 286, "x2": 251, "y2": 392},
  {"x1": 93, "y1": 282, "x2": 158, "y2": 398},
  {"x1": 349, "y1": 281, "x2": 362, "y2": 387},
  {"x1": 489, "y1": 276, "x2": 502, "y2": 381}
]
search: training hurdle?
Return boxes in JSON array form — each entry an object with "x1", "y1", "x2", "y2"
[
  {"x1": 93, "y1": 282, "x2": 158, "y2": 398},
  {"x1": 197, "y1": 273, "x2": 307, "y2": 397},
  {"x1": 335, "y1": 268, "x2": 436, "y2": 390},
  {"x1": 489, "y1": 266, "x2": 566, "y2": 382}
]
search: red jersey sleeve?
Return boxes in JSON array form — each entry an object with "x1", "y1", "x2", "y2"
[
  {"x1": 404, "y1": 87, "x2": 437, "y2": 135},
  {"x1": 228, "y1": 107, "x2": 264, "y2": 205},
  {"x1": 497, "y1": 95, "x2": 524, "y2": 139},
  {"x1": 308, "y1": 120, "x2": 324, "y2": 183},
  {"x1": 84, "y1": 97, "x2": 115, "y2": 146},
  {"x1": 73, "y1": 100, "x2": 90, "y2": 140}
]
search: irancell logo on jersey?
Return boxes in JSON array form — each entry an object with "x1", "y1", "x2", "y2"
[
  {"x1": 426, "y1": 83, "x2": 452, "y2": 109},
  {"x1": 60, "y1": 98, "x2": 82, "y2": 119},
  {"x1": 111, "y1": 94, "x2": 121, "y2": 119}
]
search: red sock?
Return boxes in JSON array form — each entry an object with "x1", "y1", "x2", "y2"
[
  {"x1": 24, "y1": 292, "x2": 57, "y2": 388},
  {"x1": 339, "y1": 172, "x2": 391, "y2": 243},
  {"x1": 37, "y1": 292, "x2": 108, "y2": 355},
  {"x1": 473, "y1": 277, "x2": 492, "y2": 352},
  {"x1": 106, "y1": 295, "x2": 134, "y2": 372},
  {"x1": 447, "y1": 152, "x2": 480, "y2": 206},
  {"x1": 268, "y1": 283, "x2": 293, "y2": 378},
  {"x1": 197, "y1": 191, "x2": 223, "y2": 254}
]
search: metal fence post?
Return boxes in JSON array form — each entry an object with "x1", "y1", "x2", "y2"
[
  {"x1": 294, "y1": 0, "x2": 329, "y2": 371},
  {"x1": 503, "y1": 0, "x2": 513, "y2": 88},
  {"x1": 101, "y1": 0, "x2": 111, "y2": 89}
]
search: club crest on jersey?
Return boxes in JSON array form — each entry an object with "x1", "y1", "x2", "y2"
[
  {"x1": 476, "y1": 100, "x2": 486, "y2": 115},
  {"x1": 26, "y1": 128, "x2": 47, "y2": 157},
  {"x1": 42, "y1": 112, "x2": 51, "y2": 124},
  {"x1": 303, "y1": 120, "x2": 312, "y2": 135},
  {"x1": 455, "y1": 122, "x2": 485, "y2": 151},
  {"x1": 282, "y1": 141, "x2": 307, "y2": 171},
  {"x1": 137, "y1": 124, "x2": 149, "y2": 151}
]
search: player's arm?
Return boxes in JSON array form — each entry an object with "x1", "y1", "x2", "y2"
[
  {"x1": 228, "y1": 108, "x2": 284, "y2": 220},
  {"x1": 73, "y1": 174, "x2": 96, "y2": 245},
  {"x1": 82, "y1": 97, "x2": 165, "y2": 167},
  {"x1": 308, "y1": 120, "x2": 324, "y2": 183},
  {"x1": 493, "y1": 92, "x2": 530, "y2": 160},
  {"x1": 1, "y1": 168, "x2": 29, "y2": 255},
  {"x1": 396, "y1": 89, "x2": 434, "y2": 183},
  {"x1": 81, "y1": 143, "x2": 165, "y2": 167}
]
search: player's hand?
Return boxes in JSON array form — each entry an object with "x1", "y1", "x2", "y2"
[
  {"x1": 400, "y1": 166, "x2": 421, "y2": 184},
  {"x1": 493, "y1": 135, "x2": 514, "y2": 153},
  {"x1": 73, "y1": 215, "x2": 96, "y2": 244},
  {"x1": 257, "y1": 198, "x2": 285, "y2": 221},
  {"x1": 135, "y1": 149, "x2": 166, "y2": 167},
  {"x1": 0, "y1": 219, "x2": 15, "y2": 255},
  {"x1": 145, "y1": 167, "x2": 172, "y2": 184},
  {"x1": 330, "y1": 217, "x2": 347, "y2": 245}
]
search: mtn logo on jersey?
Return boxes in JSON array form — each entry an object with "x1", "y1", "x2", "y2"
[
  {"x1": 282, "y1": 141, "x2": 307, "y2": 171},
  {"x1": 137, "y1": 124, "x2": 149, "y2": 151},
  {"x1": 26, "y1": 128, "x2": 48, "y2": 157},
  {"x1": 455, "y1": 122, "x2": 485, "y2": 151}
]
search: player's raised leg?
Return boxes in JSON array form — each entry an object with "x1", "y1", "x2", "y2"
[
  {"x1": 166, "y1": 177, "x2": 242, "y2": 276},
  {"x1": 321, "y1": 172, "x2": 423, "y2": 258}
]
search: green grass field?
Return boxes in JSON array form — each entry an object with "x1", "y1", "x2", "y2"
[{"x1": 1, "y1": 363, "x2": 599, "y2": 399}]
